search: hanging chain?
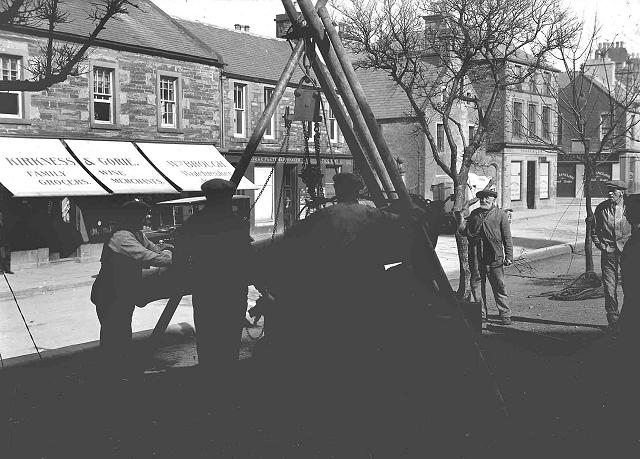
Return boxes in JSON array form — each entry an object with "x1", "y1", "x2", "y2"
[{"x1": 249, "y1": 122, "x2": 292, "y2": 212}]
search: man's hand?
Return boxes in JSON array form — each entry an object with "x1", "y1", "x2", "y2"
[
  {"x1": 503, "y1": 258, "x2": 513, "y2": 266},
  {"x1": 157, "y1": 243, "x2": 175, "y2": 251}
]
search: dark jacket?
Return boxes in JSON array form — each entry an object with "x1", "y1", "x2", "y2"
[
  {"x1": 173, "y1": 205, "x2": 252, "y2": 296},
  {"x1": 463, "y1": 206, "x2": 513, "y2": 268}
]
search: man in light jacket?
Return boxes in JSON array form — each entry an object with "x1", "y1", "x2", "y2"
[
  {"x1": 460, "y1": 189, "x2": 513, "y2": 325},
  {"x1": 592, "y1": 180, "x2": 632, "y2": 330}
]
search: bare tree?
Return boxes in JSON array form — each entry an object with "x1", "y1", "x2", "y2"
[
  {"x1": 525, "y1": 25, "x2": 640, "y2": 274},
  {"x1": 334, "y1": 0, "x2": 579, "y2": 298},
  {"x1": 0, "y1": 0, "x2": 137, "y2": 92}
]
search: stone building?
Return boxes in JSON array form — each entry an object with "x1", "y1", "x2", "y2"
[{"x1": 0, "y1": 0, "x2": 351, "y2": 267}]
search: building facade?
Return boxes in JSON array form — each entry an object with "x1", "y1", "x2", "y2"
[{"x1": 0, "y1": 0, "x2": 352, "y2": 268}]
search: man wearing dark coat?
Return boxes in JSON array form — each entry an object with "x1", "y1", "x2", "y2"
[
  {"x1": 91, "y1": 200, "x2": 173, "y2": 376},
  {"x1": 619, "y1": 193, "x2": 640, "y2": 343},
  {"x1": 173, "y1": 179, "x2": 252, "y2": 402},
  {"x1": 460, "y1": 189, "x2": 513, "y2": 325}
]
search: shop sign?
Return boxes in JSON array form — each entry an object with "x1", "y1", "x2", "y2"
[
  {"x1": 65, "y1": 140, "x2": 177, "y2": 194},
  {"x1": 0, "y1": 137, "x2": 108, "y2": 196},
  {"x1": 136, "y1": 142, "x2": 257, "y2": 191},
  {"x1": 252, "y1": 156, "x2": 353, "y2": 165}
]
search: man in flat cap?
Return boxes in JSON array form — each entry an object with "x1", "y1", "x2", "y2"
[
  {"x1": 173, "y1": 179, "x2": 252, "y2": 413},
  {"x1": 91, "y1": 200, "x2": 173, "y2": 377},
  {"x1": 460, "y1": 188, "x2": 513, "y2": 325},
  {"x1": 592, "y1": 180, "x2": 632, "y2": 331}
]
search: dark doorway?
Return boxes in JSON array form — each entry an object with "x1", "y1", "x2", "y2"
[
  {"x1": 283, "y1": 164, "x2": 298, "y2": 230},
  {"x1": 526, "y1": 161, "x2": 536, "y2": 209}
]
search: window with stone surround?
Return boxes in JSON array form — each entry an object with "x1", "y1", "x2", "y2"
[
  {"x1": 542, "y1": 106, "x2": 551, "y2": 140},
  {"x1": 513, "y1": 101, "x2": 523, "y2": 138},
  {"x1": 234, "y1": 82, "x2": 246, "y2": 137},
  {"x1": 0, "y1": 54, "x2": 23, "y2": 119},
  {"x1": 527, "y1": 103, "x2": 537, "y2": 137},
  {"x1": 160, "y1": 76, "x2": 177, "y2": 127},
  {"x1": 436, "y1": 123, "x2": 444, "y2": 152},
  {"x1": 264, "y1": 86, "x2": 275, "y2": 139},
  {"x1": 90, "y1": 61, "x2": 119, "y2": 129},
  {"x1": 156, "y1": 71, "x2": 182, "y2": 132},
  {"x1": 92, "y1": 67, "x2": 114, "y2": 123}
]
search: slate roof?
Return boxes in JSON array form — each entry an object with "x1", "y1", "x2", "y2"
[
  {"x1": 355, "y1": 67, "x2": 413, "y2": 119},
  {"x1": 2, "y1": 0, "x2": 221, "y2": 65},
  {"x1": 177, "y1": 18, "x2": 309, "y2": 83}
]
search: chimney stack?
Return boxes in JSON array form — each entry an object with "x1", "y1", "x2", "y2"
[
  {"x1": 244, "y1": 25, "x2": 250, "y2": 32},
  {"x1": 234, "y1": 24, "x2": 242, "y2": 31}
]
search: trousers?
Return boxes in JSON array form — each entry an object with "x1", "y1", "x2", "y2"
[
  {"x1": 601, "y1": 250, "x2": 622, "y2": 325},
  {"x1": 470, "y1": 264, "x2": 510, "y2": 318}
]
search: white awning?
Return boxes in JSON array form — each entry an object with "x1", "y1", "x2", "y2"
[
  {"x1": 136, "y1": 142, "x2": 258, "y2": 191},
  {"x1": 65, "y1": 139, "x2": 177, "y2": 194},
  {"x1": 0, "y1": 137, "x2": 108, "y2": 196},
  {"x1": 155, "y1": 196, "x2": 207, "y2": 205}
]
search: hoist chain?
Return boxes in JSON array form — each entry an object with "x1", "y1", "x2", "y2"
[{"x1": 249, "y1": 123, "x2": 292, "y2": 212}]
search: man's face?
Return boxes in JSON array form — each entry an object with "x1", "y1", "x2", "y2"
[
  {"x1": 608, "y1": 188, "x2": 624, "y2": 203},
  {"x1": 479, "y1": 195, "x2": 495, "y2": 209}
]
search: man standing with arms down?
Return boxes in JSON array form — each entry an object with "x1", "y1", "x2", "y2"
[
  {"x1": 173, "y1": 179, "x2": 252, "y2": 412},
  {"x1": 460, "y1": 189, "x2": 513, "y2": 325},
  {"x1": 592, "y1": 180, "x2": 632, "y2": 331}
]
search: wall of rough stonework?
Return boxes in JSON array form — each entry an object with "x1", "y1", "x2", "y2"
[{"x1": 0, "y1": 31, "x2": 221, "y2": 143}]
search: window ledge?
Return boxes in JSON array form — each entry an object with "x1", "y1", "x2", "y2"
[
  {"x1": 91, "y1": 122, "x2": 121, "y2": 131},
  {"x1": 158, "y1": 126, "x2": 184, "y2": 134},
  {"x1": 0, "y1": 117, "x2": 31, "y2": 125}
]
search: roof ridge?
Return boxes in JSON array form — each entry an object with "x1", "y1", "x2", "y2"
[
  {"x1": 143, "y1": 0, "x2": 224, "y2": 64},
  {"x1": 174, "y1": 16, "x2": 288, "y2": 43}
]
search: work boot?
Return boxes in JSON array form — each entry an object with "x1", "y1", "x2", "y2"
[{"x1": 498, "y1": 316, "x2": 512, "y2": 326}]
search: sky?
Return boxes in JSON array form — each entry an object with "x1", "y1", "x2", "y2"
[{"x1": 151, "y1": 0, "x2": 640, "y2": 52}]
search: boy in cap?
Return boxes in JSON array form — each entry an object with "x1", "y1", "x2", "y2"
[
  {"x1": 592, "y1": 180, "x2": 632, "y2": 330},
  {"x1": 91, "y1": 200, "x2": 173, "y2": 377},
  {"x1": 173, "y1": 179, "x2": 252, "y2": 410},
  {"x1": 460, "y1": 188, "x2": 513, "y2": 325}
]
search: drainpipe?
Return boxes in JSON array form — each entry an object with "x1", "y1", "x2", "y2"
[{"x1": 219, "y1": 70, "x2": 225, "y2": 149}]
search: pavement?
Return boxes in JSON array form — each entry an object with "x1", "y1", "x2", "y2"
[{"x1": 0, "y1": 203, "x2": 593, "y2": 362}]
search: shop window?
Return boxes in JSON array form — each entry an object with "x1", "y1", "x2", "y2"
[
  {"x1": 234, "y1": 82, "x2": 246, "y2": 137},
  {"x1": 513, "y1": 102, "x2": 523, "y2": 138},
  {"x1": 539, "y1": 161, "x2": 549, "y2": 199},
  {"x1": 542, "y1": 106, "x2": 551, "y2": 140},
  {"x1": 436, "y1": 123, "x2": 444, "y2": 152},
  {"x1": 590, "y1": 163, "x2": 613, "y2": 197},
  {"x1": 263, "y1": 86, "x2": 276, "y2": 139},
  {"x1": 511, "y1": 161, "x2": 522, "y2": 201},
  {"x1": 0, "y1": 54, "x2": 23, "y2": 119},
  {"x1": 527, "y1": 103, "x2": 537, "y2": 137},
  {"x1": 157, "y1": 72, "x2": 182, "y2": 132},
  {"x1": 254, "y1": 166, "x2": 274, "y2": 225},
  {"x1": 90, "y1": 62, "x2": 119, "y2": 129},
  {"x1": 557, "y1": 163, "x2": 576, "y2": 197}
]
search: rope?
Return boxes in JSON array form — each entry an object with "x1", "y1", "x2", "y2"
[{"x1": 2, "y1": 272, "x2": 42, "y2": 361}]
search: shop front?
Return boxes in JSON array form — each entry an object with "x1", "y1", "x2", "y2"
[{"x1": 0, "y1": 137, "x2": 255, "y2": 269}]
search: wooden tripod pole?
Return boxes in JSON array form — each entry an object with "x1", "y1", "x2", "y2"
[{"x1": 280, "y1": 0, "x2": 385, "y2": 206}]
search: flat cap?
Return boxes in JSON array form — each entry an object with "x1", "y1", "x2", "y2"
[
  {"x1": 121, "y1": 200, "x2": 151, "y2": 213},
  {"x1": 476, "y1": 189, "x2": 498, "y2": 198},
  {"x1": 201, "y1": 178, "x2": 236, "y2": 195},
  {"x1": 605, "y1": 180, "x2": 627, "y2": 190},
  {"x1": 333, "y1": 172, "x2": 363, "y2": 191}
]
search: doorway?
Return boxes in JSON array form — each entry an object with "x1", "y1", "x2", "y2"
[
  {"x1": 526, "y1": 161, "x2": 536, "y2": 209},
  {"x1": 283, "y1": 164, "x2": 298, "y2": 230}
]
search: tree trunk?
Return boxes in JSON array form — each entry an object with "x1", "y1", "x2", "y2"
[
  {"x1": 453, "y1": 174, "x2": 471, "y2": 299},
  {"x1": 583, "y1": 165, "x2": 595, "y2": 273}
]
